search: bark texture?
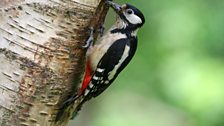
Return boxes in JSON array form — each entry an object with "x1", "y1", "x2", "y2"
[{"x1": 0, "y1": 0, "x2": 109, "y2": 126}]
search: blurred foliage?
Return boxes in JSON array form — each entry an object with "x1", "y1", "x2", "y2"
[{"x1": 69, "y1": 0, "x2": 224, "y2": 126}]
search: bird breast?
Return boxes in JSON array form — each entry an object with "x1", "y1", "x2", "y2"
[{"x1": 88, "y1": 31, "x2": 127, "y2": 70}]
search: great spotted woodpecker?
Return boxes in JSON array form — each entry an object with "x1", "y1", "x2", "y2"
[
  {"x1": 56, "y1": 1, "x2": 145, "y2": 121},
  {"x1": 81, "y1": 1, "x2": 145, "y2": 98}
]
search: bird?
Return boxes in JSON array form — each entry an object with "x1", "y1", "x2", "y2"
[{"x1": 56, "y1": 1, "x2": 145, "y2": 121}]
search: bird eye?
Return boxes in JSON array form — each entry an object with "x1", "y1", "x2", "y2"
[{"x1": 126, "y1": 9, "x2": 133, "y2": 15}]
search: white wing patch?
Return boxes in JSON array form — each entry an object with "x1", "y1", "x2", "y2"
[
  {"x1": 88, "y1": 32, "x2": 127, "y2": 70},
  {"x1": 84, "y1": 89, "x2": 90, "y2": 96},
  {"x1": 108, "y1": 45, "x2": 130, "y2": 80},
  {"x1": 105, "y1": 80, "x2": 110, "y2": 84},
  {"x1": 96, "y1": 68, "x2": 104, "y2": 72},
  {"x1": 131, "y1": 29, "x2": 139, "y2": 37},
  {"x1": 89, "y1": 83, "x2": 94, "y2": 88},
  {"x1": 93, "y1": 75, "x2": 99, "y2": 80}
]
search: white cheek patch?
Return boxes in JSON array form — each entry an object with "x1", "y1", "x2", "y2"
[{"x1": 125, "y1": 13, "x2": 142, "y2": 25}]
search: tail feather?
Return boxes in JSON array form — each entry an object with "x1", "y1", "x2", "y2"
[{"x1": 55, "y1": 95, "x2": 79, "y2": 122}]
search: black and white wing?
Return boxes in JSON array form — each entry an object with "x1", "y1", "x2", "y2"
[{"x1": 83, "y1": 37, "x2": 137, "y2": 100}]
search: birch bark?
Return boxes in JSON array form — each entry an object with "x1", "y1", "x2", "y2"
[{"x1": 0, "y1": 0, "x2": 109, "y2": 125}]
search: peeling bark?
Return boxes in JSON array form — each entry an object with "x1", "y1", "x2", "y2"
[{"x1": 0, "y1": 0, "x2": 110, "y2": 126}]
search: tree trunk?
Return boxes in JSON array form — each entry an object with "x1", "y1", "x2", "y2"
[{"x1": 0, "y1": 0, "x2": 109, "y2": 125}]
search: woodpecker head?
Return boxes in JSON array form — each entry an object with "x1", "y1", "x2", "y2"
[{"x1": 107, "y1": 1, "x2": 145, "y2": 33}]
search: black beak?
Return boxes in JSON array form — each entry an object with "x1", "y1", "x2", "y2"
[{"x1": 106, "y1": 1, "x2": 122, "y2": 14}]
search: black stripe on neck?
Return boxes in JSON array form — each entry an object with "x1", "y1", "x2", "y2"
[{"x1": 111, "y1": 28, "x2": 137, "y2": 38}]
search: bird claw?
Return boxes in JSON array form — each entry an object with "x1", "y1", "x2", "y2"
[
  {"x1": 80, "y1": 25, "x2": 105, "y2": 48},
  {"x1": 81, "y1": 27, "x2": 94, "y2": 49},
  {"x1": 98, "y1": 25, "x2": 105, "y2": 37}
]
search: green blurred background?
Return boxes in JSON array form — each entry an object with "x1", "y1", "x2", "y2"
[{"x1": 69, "y1": 0, "x2": 224, "y2": 126}]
